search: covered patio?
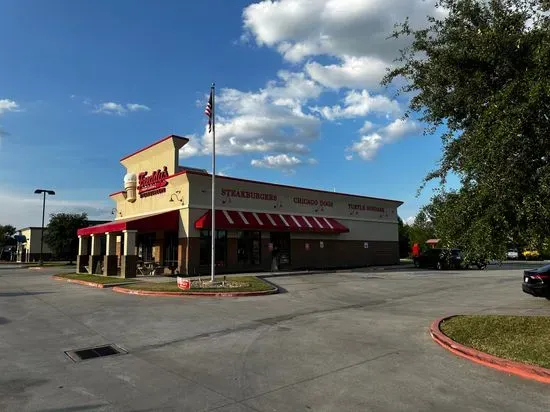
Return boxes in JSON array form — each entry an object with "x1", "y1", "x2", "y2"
[{"x1": 76, "y1": 210, "x2": 180, "y2": 278}]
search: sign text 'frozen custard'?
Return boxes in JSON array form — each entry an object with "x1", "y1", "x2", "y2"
[{"x1": 138, "y1": 166, "x2": 169, "y2": 198}]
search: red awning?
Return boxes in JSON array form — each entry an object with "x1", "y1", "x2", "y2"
[
  {"x1": 195, "y1": 210, "x2": 349, "y2": 234},
  {"x1": 77, "y1": 210, "x2": 179, "y2": 236}
]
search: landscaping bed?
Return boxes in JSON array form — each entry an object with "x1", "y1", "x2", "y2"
[
  {"x1": 440, "y1": 315, "x2": 550, "y2": 369},
  {"x1": 114, "y1": 276, "x2": 277, "y2": 296}
]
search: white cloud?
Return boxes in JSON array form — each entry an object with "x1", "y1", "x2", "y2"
[
  {"x1": 359, "y1": 120, "x2": 375, "y2": 134},
  {"x1": 404, "y1": 215, "x2": 416, "y2": 225},
  {"x1": 305, "y1": 55, "x2": 388, "y2": 90},
  {"x1": 313, "y1": 89, "x2": 400, "y2": 120},
  {"x1": 250, "y1": 154, "x2": 317, "y2": 173},
  {"x1": 95, "y1": 102, "x2": 127, "y2": 115},
  {"x1": 378, "y1": 117, "x2": 419, "y2": 139},
  {"x1": 345, "y1": 154, "x2": 353, "y2": 161},
  {"x1": 94, "y1": 101, "x2": 150, "y2": 115},
  {"x1": 127, "y1": 103, "x2": 151, "y2": 112},
  {"x1": 348, "y1": 118, "x2": 419, "y2": 160},
  {"x1": 243, "y1": 0, "x2": 442, "y2": 63},
  {"x1": 0, "y1": 99, "x2": 20, "y2": 115},
  {"x1": 180, "y1": 71, "x2": 322, "y2": 159}
]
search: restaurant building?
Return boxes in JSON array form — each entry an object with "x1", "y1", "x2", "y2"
[{"x1": 77, "y1": 135, "x2": 403, "y2": 277}]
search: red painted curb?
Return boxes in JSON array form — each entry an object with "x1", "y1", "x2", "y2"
[
  {"x1": 430, "y1": 316, "x2": 550, "y2": 384},
  {"x1": 52, "y1": 275, "x2": 107, "y2": 288},
  {"x1": 112, "y1": 285, "x2": 279, "y2": 297}
]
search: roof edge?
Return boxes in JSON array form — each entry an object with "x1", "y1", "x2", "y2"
[
  {"x1": 185, "y1": 170, "x2": 404, "y2": 205},
  {"x1": 120, "y1": 134, "x2": 189, "y2": 162}
]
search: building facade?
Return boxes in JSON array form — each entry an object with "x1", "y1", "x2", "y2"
[
  {"x1": 15, "y1": 227, "x2": 53, "y2": 262},
  {"x1": 77, "y1": 135, "x2": 403, "y2": 277}
]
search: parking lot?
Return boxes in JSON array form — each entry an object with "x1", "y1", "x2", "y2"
[{"x1": 0, "y1": 264, "x2": 548, "y2": 411}]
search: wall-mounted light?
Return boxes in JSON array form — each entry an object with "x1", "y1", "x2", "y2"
[{"x1": 170, "y1": 190, "x2": 184, "y2": 205}]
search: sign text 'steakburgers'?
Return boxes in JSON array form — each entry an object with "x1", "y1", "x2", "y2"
[{"x1": 221, "y1": 188, "x2": 277, "y2": 201}]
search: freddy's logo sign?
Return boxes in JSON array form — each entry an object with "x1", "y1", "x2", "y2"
[{"x1": 138, "y1": 166, "x2": 169, "y2": 198}]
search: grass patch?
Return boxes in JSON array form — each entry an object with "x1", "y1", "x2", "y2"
[
  {"x1": 121, "y1": 276, "x2": 275, "y2": 293},
  {"x1": 440, "y1": 315, "x2": 550, "y2": 369},
  {"x1": 55, "y1": 273, "x2": 136, "y2": 285}
]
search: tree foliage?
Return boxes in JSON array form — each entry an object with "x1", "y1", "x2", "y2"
[
  {"x1": 0, "y1": 224, "x2": 16, "y2": 248},
  {"x1": 44, "y1": 213, "x2": 88, "y2": 262},
  {"x1": 398, "y1": 216, "x2": 411, "y2": 257},
  {"x1": 384, "y1": 0, "x2": 550, "y2": 257},
  {"x1": 407, "y1": 211, "x2": 437, "y2": 250}
]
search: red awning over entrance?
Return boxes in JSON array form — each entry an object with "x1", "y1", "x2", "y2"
[
  {"x1": 194, "y1": 210, "x2": 349, "y2": 234},
  {"x1": 77, "y1": 210, "x2": 179, "y2": 236}
]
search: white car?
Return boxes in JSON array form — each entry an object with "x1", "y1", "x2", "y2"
[{"x1": 507, "y1": 249, "x2": 519, "y2": 260}]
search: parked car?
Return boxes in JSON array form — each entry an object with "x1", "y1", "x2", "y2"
[
  {"x1": 522, "y1": 250, "x2": 540, "y2": 260},
  {"x1": 413, "y1": 248, "x2": 463, "y2": 270},
  {"x1": 522, "y1": 264, "x2": 550, "y2": 299},
  {"x1": 506, "y1": 249, "x2": 519, "y2": 260}
]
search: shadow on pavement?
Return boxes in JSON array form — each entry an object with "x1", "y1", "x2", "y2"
[{"x1": 0, "y1": 291, "x2": 53, "y2": 297}]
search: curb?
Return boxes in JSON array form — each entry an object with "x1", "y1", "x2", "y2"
[
  {"x1": 52, "y1": 275, "x2": 135, "y2": 289},
  {"x1": 259, "y1": 265, "x2": 414, "y2": 278},
  {"x1": 430, "y1": 316, "x2": 550, "y2": 384},
  {"x1": 112, "y1": 285, "x2": 279, "y2": 297}
]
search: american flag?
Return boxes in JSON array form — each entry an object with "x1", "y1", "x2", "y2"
[{"x1": 205, "y1": 89, "x2": 213, "y2": 133}]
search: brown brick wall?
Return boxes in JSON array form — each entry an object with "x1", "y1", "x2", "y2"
[
  {"x1": 178, "y1": 237, "x2": 189, "y2": 274},
  {"x1": 184, "y1": 236, "x2": 398, "y2": 274}
]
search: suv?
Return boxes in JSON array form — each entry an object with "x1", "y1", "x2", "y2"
[
  {"x1": 506, "y1": 249, "x2": 519, "y2": 260},
  {"x1": 413, "y1": 248, "x2": 463, "y2": 270}
]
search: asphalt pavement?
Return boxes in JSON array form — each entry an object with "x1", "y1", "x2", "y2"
[{"x1": 0, "y1": 264, "x2": 549, "y2": 411}]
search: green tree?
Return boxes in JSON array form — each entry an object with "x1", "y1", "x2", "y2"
[
  {"x1": 398, "y1": 216, "x2": 411, "y2": 258},
  {"x1": 0, "y1": 224, "x2": 16, "y2": 248},
  {"x1": 44, "y1": 213, "x2": 88, "y2": 263},
  {"x1": 383, "y1": 0, "x2": 550, "y2": 257},
  {"x1": 407, "y1": 211, "x2": 437, "y2": 250}
]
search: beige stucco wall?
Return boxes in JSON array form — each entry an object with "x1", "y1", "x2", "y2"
[
  {"x1": 107, "y1": 136, "x2": 401, "y2": 243},
  {"x1": 110, "y1": 136, "x2": 190, "y2": 238},
  {"x1": 20, "y1": 228, "x2": 52, "y2": 254},
  {"x1": 186, "y1": 173, "x2": 400, "y2": 241},
  {"x1": 112, "y1": 173, "x2": 189, "y2": 221}
]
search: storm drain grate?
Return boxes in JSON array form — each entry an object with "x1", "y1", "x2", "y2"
[{"x1": 65, "y1": 344, "x2": 127, "y2": 362}]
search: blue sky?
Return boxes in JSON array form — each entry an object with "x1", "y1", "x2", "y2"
[{"x1": 0, "y1": 0, "x2": 451, "y2": 228}]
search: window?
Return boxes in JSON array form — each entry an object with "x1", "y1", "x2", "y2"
[
  {"x1": 164, "y1": 232, "x2": 178, "y2": 268},
  {"x1": 199, "y1": 230, "x2": 227, "y2": 266},
  {"x1": 237, "y1": 231, "x2": 261, "y2": 265},
  {"x1": 137, "y1": 233, "x2": 155, "y2": 262}
]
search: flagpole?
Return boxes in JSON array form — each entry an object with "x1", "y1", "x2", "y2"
[{"x1": 210, "y1": 83, "x2": 216, "y2": 283}]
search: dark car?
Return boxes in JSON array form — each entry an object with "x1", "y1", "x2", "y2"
[
  {"x1": 522, "y1": 264, "x2": 550, "y2": 299},
  {"x1": 413, "y1": 248, "x2": 463, "y2": 270}
]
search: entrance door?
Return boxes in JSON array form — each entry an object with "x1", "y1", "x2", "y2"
[
  {"x1": 270, "y1": 232, "x2": 291, "y2": 270},
  {"x1": 137, "y1": 233, "x2": 155, "y2": 262},
  {"x1": 164, "y1": 232, "x2": 178, "y2": 269}
]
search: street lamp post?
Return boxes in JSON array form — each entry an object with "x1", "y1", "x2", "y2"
[{"x1": 34, "y1": 189, "x2": 55, "y2": 266}]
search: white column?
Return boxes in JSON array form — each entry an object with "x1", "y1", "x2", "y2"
[
  {"x1": 123, "y1": 230, "x2": 137, "y2": 256},
  {"x1": 78, "y1": 235, "x2": 89, "y2": 255},
  {"x1": 90, "y1": 234, "x2": 101, "y2": 256},
  {"x1": 105, "y1": 232, "x2": 117, "y2": 256}
]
